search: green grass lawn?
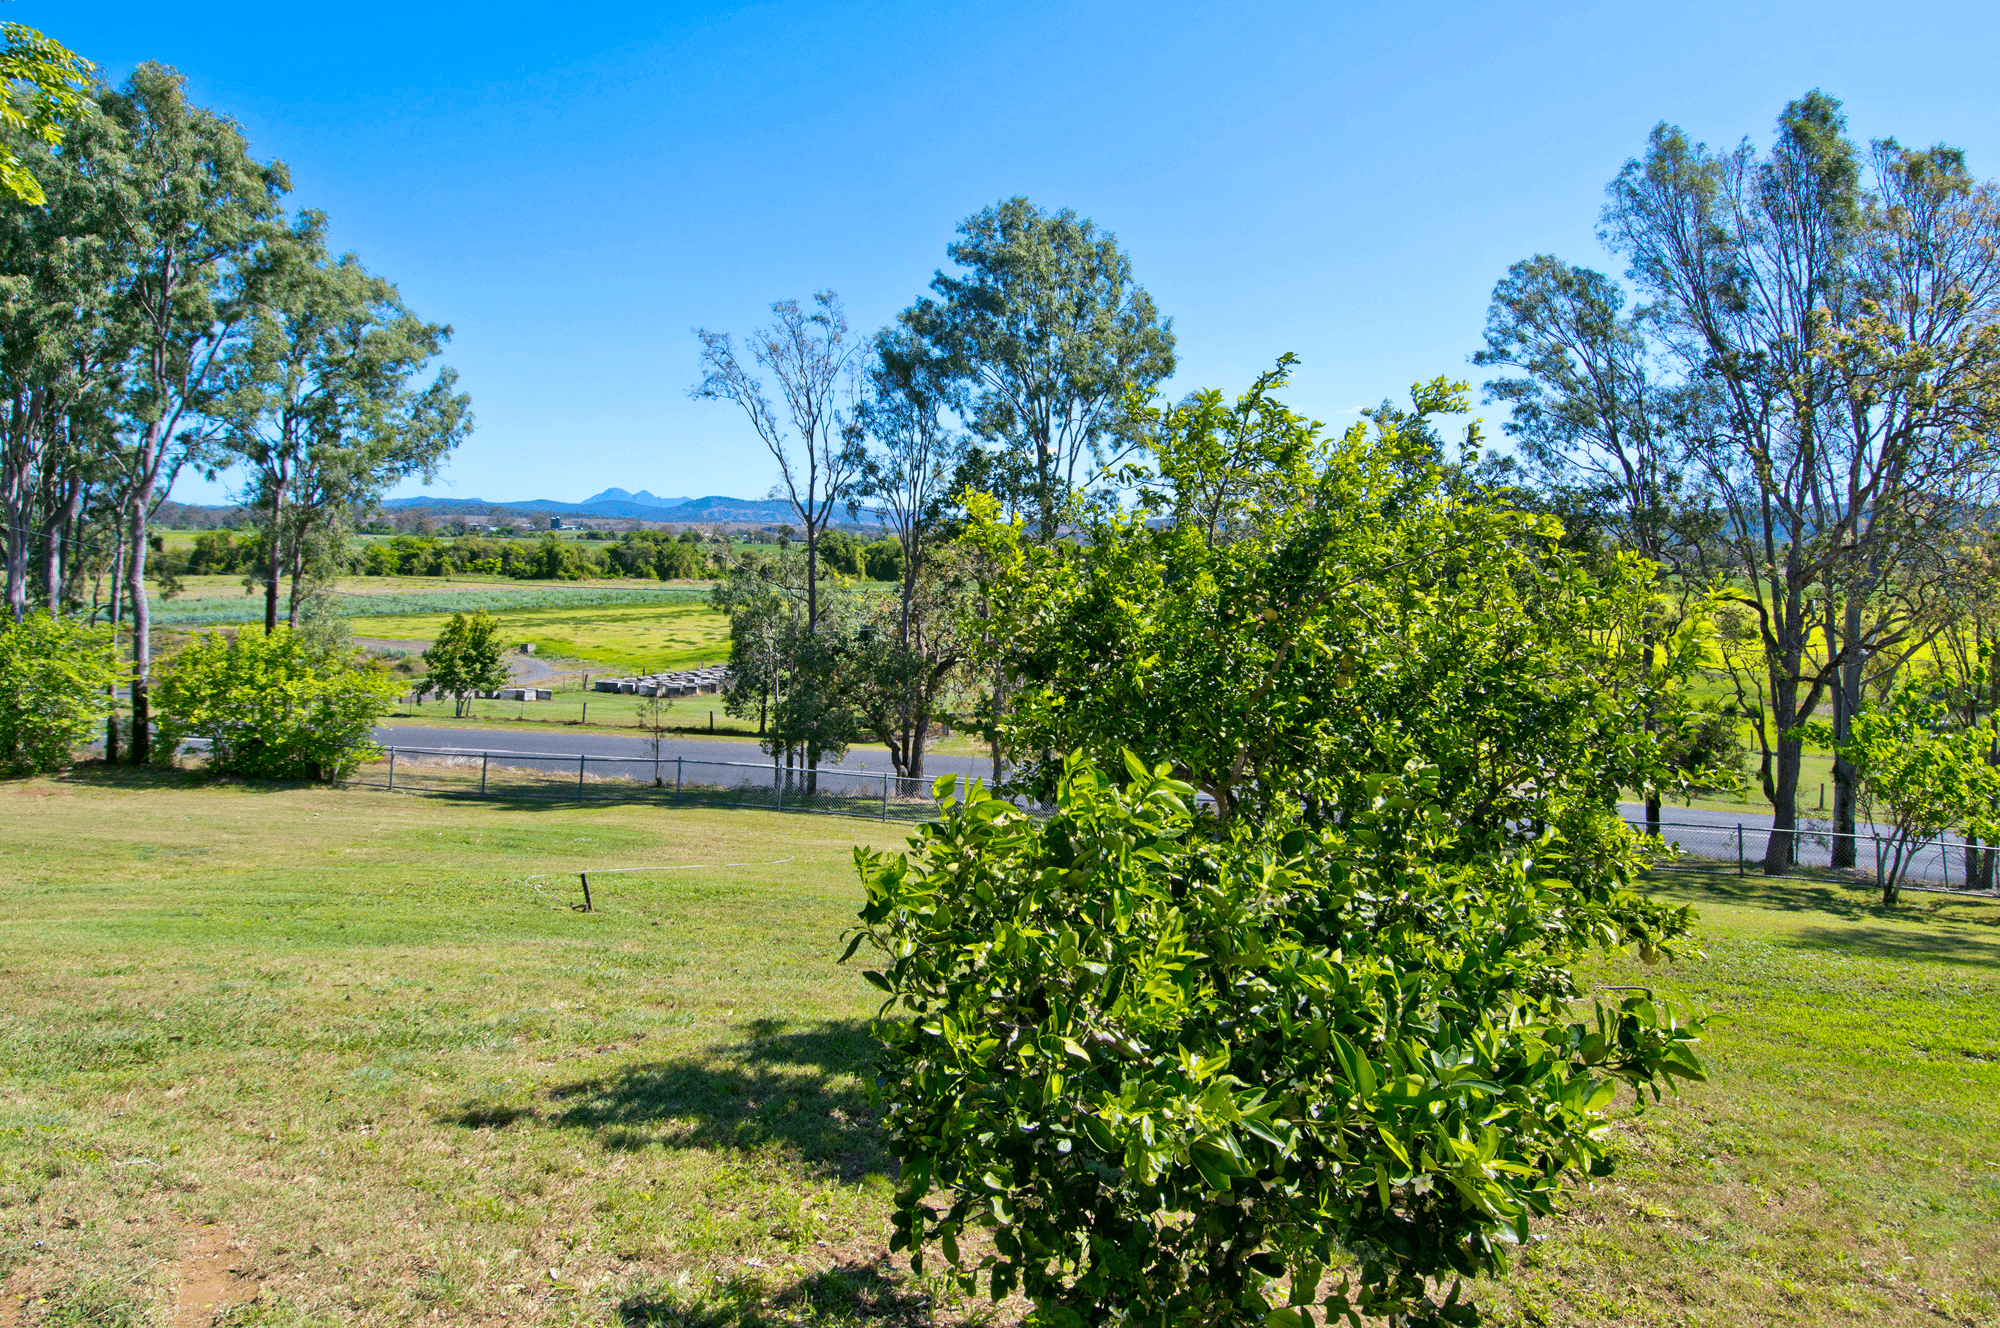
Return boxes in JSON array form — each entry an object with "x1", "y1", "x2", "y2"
[{"x1": 1, "y1": 774, "x2": 1996, "y2": 1326}]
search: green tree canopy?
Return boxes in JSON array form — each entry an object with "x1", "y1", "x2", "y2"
[
  {"x1": 853, "y1": 362, "x2": 1708, "y2": 1326},
  {"x1": 0, "y1": 21, "x2": 91, "y2": 205},
  {"x1": 0, "y1": 612, "x2": 115, "y2": 774},
  {"x1": 904, "y1": 198, "x2": 1175, "y2": 540}
]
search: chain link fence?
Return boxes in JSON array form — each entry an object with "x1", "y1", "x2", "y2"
[
  {"x1": 346, "y1": 745, "x2": 972, "y2": 822},
  {"x1": 1633, "y1": 818, "x2": 1998, "y2": 895}
]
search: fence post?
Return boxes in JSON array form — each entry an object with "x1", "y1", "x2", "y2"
[
  {"x1": 882, "y1": 770, "x2": 889, "y2": 821},
  {"x1": 578, "y1": 753, "x2": 587, "y2": 802},
  {"x1": 1875, "y1": 835, "x2": 1883, "y2": 890},
  {"x1": 1736, "y1": 824, "x2": 1743, "y2": 877},
  {"x1": 480, "y1": 752, "x2": 488, "y2": 796},
  {"x1": 675, "y1": 756, "x2": 682, "y2": 804},
  {"x1": 776, "y1": 766, "x2": 784, "y2": 812},
  {"x1": 388, "y1": 748, "x2": 396, "y2": 792}
]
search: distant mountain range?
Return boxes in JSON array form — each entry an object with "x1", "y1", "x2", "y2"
[{"x1": 377, "y1": 488, "x2": 801, "y2": 523}]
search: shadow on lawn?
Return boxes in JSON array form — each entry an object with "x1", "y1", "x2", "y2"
[
  {"x1": 1784, "y1": 922, "x2": 2000, "y2": 969},
  {"x1": 619, "y1": 1257, "x2": 938, "y2": 1328},
  {"x1": 448, "y1": 1018, "x2": 890, "y2": 1179},
  {"x1": 1647, "y1": 865, "x2": 2000, "y2": 927}
]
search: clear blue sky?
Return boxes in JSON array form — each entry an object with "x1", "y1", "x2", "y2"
[{"x1": 41, "y1": 0, "x2": 2000, "y2": 507}]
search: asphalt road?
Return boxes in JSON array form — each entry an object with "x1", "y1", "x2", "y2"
[
  {"x1": 374, "y1": 725, "x2": 991, "y2": 779},
  {"x1": 366, "y1": 727, "x2": 1987, "y2": 890}
]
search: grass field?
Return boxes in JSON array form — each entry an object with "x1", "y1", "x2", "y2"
[
  {"x1": 127, "y1": 575, "x2": 732, "y2": 675},
  {"x1": 350, "y1": 601, "x2": 731, "y2": 675},
  {"x1": 2, "y1": 775, "x2": 1996, "y2": 1326}
]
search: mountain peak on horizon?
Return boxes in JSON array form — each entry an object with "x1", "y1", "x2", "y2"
[{"x1": 584, "y1": 487, "x2": 688, "y2": 509}]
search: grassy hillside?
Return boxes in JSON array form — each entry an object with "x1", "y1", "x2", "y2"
[{"x1": 0, "y1": 774, "x2": 1994, "y2": 1326}]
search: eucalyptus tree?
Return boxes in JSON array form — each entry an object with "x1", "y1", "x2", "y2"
[
  {"x1": 1474, "y1": 256, "x2": 1696, "y2": 835},
  {"x1": 693, "y1": 291, "x2": 861, "y2": 636},
  {"x1": 694, "y1": 293, "x2": 864, "y2": 783},
  {"x1": 221, "y1": 210, "x2": 468, "y2": 633},
  {"x1": 847, "y1": 328, "x2": 968, "y2": 782},
  {"x1": 903, "y1": 197, "x2": 1175, "y2": 540},
  {"x1": 0, "y1": 20, "x2": 91, "y2": 205},
  {"x1": 98, "y1": 63, "x2": 287, "y2": 761},
  {"x1": 1602, "y1": 92, "x2": 2000, "y2": 871},
  {"x1": 0, "y1": 85, "x2": 129, "y2": 620}
]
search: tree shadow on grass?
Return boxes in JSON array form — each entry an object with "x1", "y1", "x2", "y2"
[
  {"x1": 1645, "y1": 865, "x2": 2000, "y2": 929},
  {"x1": 447, "y1": 1017, "x2": 890, "y2": 1180},
  {"x1": 619, "y1": 1257, "x2": 941, "y2": 1328},
  {"x1": 50, "y1": 762, "x2": 301, "y2": 795},
  {"x1": 1780, "y1": 923, "x2": 2000, "y2": 970}
]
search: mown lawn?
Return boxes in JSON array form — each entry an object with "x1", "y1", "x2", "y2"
[{"x1": 0, "y1": 774, "x2": 1996, "y2": 1326}]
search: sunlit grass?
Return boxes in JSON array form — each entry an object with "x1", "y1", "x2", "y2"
[{"x1": 3, "y1": 774, "x2": 1996, "y2": 1325}]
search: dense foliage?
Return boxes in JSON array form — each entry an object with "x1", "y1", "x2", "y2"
[
  {"x1": 0, "y1": 613, "x2": 117, "y2": 774},
  {"x1": 851, "y1": 758, "x2": 1702, "y2": 1328},
  {"x1": 154, "y1": 628, "x2": 397, "y2": 780},
  {"x1": 853, "y1": 366, "x2": 1709, "y2": 1326},
  {"x1": 969, "y1": 368, "x2": 1704, "y2": 826},
  {"x1": 1819, "y1": 690, "x2": 2000, "y2": 903}
]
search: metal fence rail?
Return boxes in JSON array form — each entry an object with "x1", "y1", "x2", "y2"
[
  {"x1": 1632, "y1": 818, "x2": 1998, "y2": 895},
  {"x1": 346, "y1": 745, "x2": 971, "y2": 822}
]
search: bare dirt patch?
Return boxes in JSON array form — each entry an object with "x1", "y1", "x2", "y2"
[
  {"x1": 170, "y1": 1225, "x2": 258, "y2": 1327},
  {"x1": 0, "y1": 1267, "x2": 27, "y2": 1328}
]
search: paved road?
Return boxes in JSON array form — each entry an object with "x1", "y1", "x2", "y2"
[
  {"x1": 374, "y1": 725, "x2": 991, "y2": 779},
  {"x1": 365, "y1": 729, "x2": 1988, "y2": 890},
  {"x1": 1619, "y1": 802, "x2": 1987, "y2": 890}
]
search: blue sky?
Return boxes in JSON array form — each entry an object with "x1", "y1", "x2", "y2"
[{"x1": 42, "y1": 1, "x2": 2000, "y2": 507}]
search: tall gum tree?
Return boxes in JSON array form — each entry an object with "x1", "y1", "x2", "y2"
[
  {"x1": 221, "y1": 210, "x2": 468, "y2": 633},
  {"x1": 100, "y1": 63, "x2": 285, "y2": 761},
  {"x1": 1475, "y1": 255, "x2": 1699, "y2": 838},
  {"x1": 903, "y1": 197, "x2": 1175, "y2": 542},
  {"x1": 1602, "y1": 91, "x2": 2000, "y2": 872},
  {"x1": 850, "y1": 327, "x2": 967, "y2": 783}
]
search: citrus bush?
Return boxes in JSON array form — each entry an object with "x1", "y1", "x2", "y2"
[
  {"x1": 849, "y1": 756, "x2": 1702, "y2": 1327},
  {"x1": 154, "y1": 627, "x2": 399, "y2": 780}
]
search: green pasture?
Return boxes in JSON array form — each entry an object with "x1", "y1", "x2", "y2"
[
  {"x1": 1, "y1": 772, "x2": 1996, "y2": 1326},
  {"x1": 349, "y1": 600, "x2": 731, "y2": 674}
]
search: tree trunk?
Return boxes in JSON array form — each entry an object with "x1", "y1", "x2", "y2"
[
  {"x1": 126, "y1": 466, "x2": 155, "y2": 765},
  {"x1": 104, "y1": 527, "x2": 124, "y2": 759},
  {"x1": 1640, "y1": 639, "x2": 1662, "y2": 838},
  {"x1": 804, "y1": 522, "x2": 818, "y2": 638},
  {"x1": 41, "y1": 471, "x2": 84, "y2": 619},
  {"x1": 1829, "y1": 599, "x2": 1864, "y2": 867},
  {"x1": 1762, "y1": 670, "x2": 1803, "y2": 875},
  {"x1": 264, "y1": 478, "x2": 286, "y2": 634},
  {"x1": 286, "y1": 530, "x2": 306, "y2": 629}
]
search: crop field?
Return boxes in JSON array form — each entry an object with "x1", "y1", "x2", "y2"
[
  {"x1": 2, "y1": 772, "x2": 1997, "y2": 1326},
  {"x1": 146, "y1": 577, "x2": 711, "y2": 632},
  {"x1": 349, "y1": 600, "x2": 731, "y2": 674}
]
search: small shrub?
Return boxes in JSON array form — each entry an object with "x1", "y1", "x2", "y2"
[
  {"x1": 154, "y1": 627, "x2": 399, "y2": 780},
  {"x1": 0, "y1": 612, "x2": 118, "y2": 775}
]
